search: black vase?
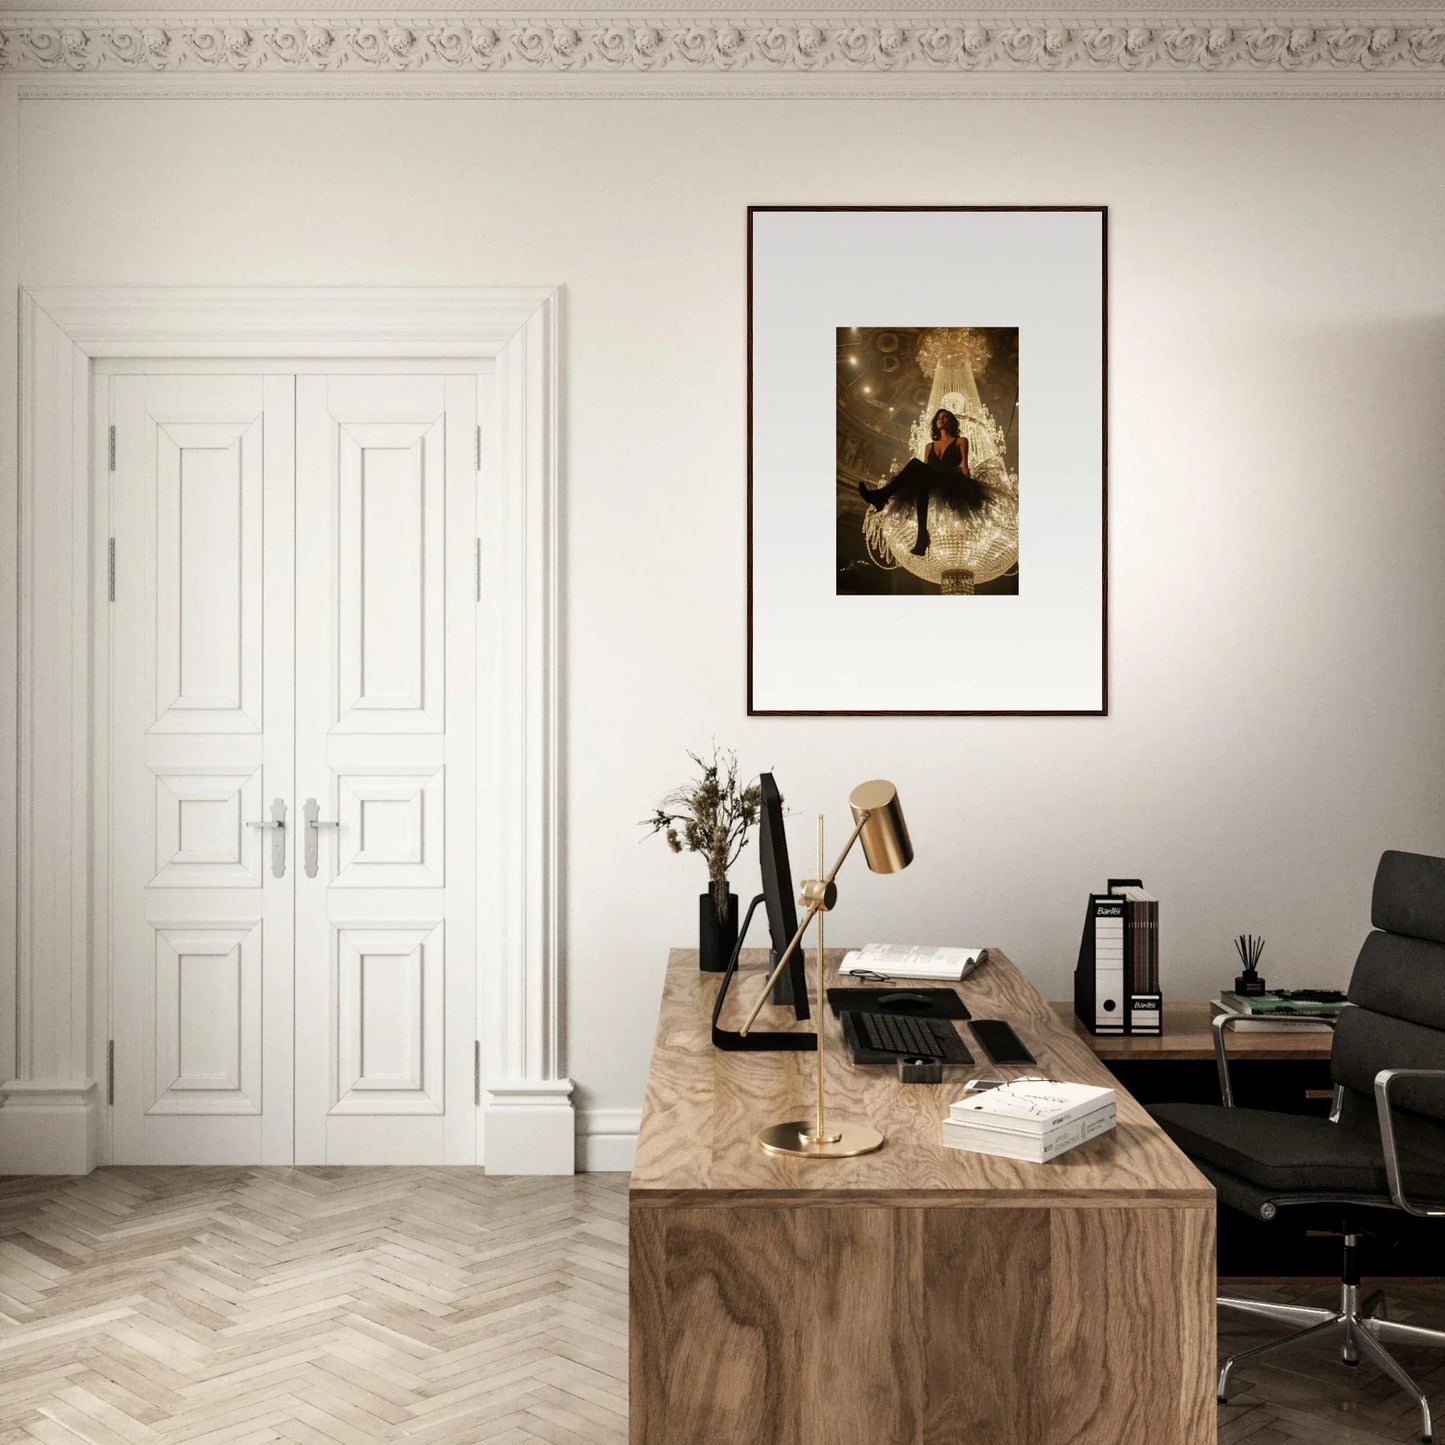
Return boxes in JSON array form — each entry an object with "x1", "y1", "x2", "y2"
[{"x1": 699, "y1": 889, "x2": 739, "y2": 972}]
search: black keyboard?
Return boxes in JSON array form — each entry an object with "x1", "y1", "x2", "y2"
[{"x1": 841, "y1": 1010, "x2": 974, "y2": 1065}]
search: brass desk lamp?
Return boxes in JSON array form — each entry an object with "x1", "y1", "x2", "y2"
[{"x1": 738, "y1": 779, "x2": 913, "y2": 1158}]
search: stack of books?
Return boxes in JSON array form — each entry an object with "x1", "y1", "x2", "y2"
[
  {"x1": 1210, "y1": 990, "x2": 1346, "y2": 1033},
  {"x1": 1117, "y1": 885, "x2": 1159, "y2": 999},
  {"x1": 941, "y1": 1080, "x2": 1117, "y2": 1163}
]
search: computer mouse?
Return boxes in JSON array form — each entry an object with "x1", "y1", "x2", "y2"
[{"x1": 878, "y1": 992, "x2": 933, "y2": 1010}]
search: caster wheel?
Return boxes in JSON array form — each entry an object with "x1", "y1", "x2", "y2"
[
  {"x1": 1342, "y1": 1358, "x2": 1360, "y2": 1368},
  {"x1": 1217, "y1": 1398, "x2": 1227, "y2": 1405}
]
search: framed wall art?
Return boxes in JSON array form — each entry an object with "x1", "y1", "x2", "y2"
[{"x1": 747, "y1": 205, "x2": 1107, "y2": 716}]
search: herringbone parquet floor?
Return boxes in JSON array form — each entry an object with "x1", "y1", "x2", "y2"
[
  {"x1": 2, "y1": 1168, "x2": 1443, "y2": 1444},
  {"x1": 0, "y1": 1169, "x2": 628, "y2": 1445}
]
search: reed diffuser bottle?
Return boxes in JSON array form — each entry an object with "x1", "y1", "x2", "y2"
[{"x1": 1234, "y1": 934, "x2": 1266, "y2": 996}]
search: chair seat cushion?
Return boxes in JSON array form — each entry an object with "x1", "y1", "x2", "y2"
[{"x1": 1148, "y1": 1102, "x2": 1445, "y2": 1198}]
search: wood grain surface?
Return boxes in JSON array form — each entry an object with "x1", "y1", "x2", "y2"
[
  {"x1": 629, "y1": 948, "x2": 1216, "y2": 1444},
  {"x1": 630, "y1": 948, "x2": 1212, "y2": 1207},
  {"x1": 1049, "y1": 1205, "x2": 1217, "y2": 1445},
  {"x1": 1054, "y1": 999, "x2": 1334, "y2": 1061},
  {"x1": 920, "y1": 1207, "x2": 1051, "y2": 1442},
  {"x1": 629, "y1": 1199, "x2": 1215, "y2": 1444}
]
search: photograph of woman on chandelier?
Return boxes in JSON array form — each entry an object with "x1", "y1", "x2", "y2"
[{"x1": 836, "y1": 326, "x2": 1020, "y2": 597}]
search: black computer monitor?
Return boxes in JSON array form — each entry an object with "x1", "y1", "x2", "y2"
[
  {"x1": 758, "y1": 773, "x2": 810, "y2": 1019},
  {"x1": 709, "y1": 772, "x2": 815, "y2": 1051}
]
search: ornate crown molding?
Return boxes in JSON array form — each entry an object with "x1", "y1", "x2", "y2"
[{"x1": 3, "y1": 13, "x2": 1445, "y2": 89}]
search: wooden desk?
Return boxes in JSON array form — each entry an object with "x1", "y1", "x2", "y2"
[
  {"x1": 1053, "y1": 999, "x2": 1334, "y2": 1062},
  {"x1": 630, "y1": 949, "x2": 1215, "y2": 1445}
]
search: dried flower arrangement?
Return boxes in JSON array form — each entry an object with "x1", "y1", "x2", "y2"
[{"x1": 643, "y1": 746, "x2": 763, "y2": 923}]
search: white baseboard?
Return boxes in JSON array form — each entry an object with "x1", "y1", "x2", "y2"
[
  {"x1": 0, "y1": 1078, "x2": 638, "y2": 1176},
  {"x1": 0, "y1": 1080, "x2": 101, "y2": 1175},
  {"x1": 577, "y1": 1107, "x2": 639, "y2": 1173},
  {"x1": 483, "y1": 1079, "x2": 576, "y2": 1175}
]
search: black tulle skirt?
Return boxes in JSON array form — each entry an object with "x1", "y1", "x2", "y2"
[{"x1": 891, "y1": 458, "x2": 989, "y2": 517}]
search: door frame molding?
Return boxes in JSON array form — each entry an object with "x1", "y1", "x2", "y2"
[{"x1": 4, "y1": 286, "x2": 572, "y2": 1174}]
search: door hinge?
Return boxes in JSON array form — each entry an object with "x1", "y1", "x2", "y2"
[
  {"x1": 475, "y1": 425, "x2": 482, "y2": 472},
  {"x1": 474, "y1": 538, "x2": 482, "y2": 602},
  {"x1": 107, "y1": 538, "x2": 116, "y2": 602},
  {"x1": 106, "y1": 1040, "x2": 115, "y2": 1106},
  {"x1": 107, "y1": 424, "x2": 116, "y2": 472},
  {"x1": 474, "y1": 1041, "x2": 481, "y2": 1107}
]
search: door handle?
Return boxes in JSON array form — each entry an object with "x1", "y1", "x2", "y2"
[
  {"x1": 303, "y1": 797, "x2": 340, "y2": 879},
  {"x1": 247, "y1": 797, "x2": 288, "y2": 879}
]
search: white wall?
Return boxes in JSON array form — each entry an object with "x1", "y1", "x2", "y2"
[{"x1": 14, "y1": 94, "x2": 1445, "y2": 1146}]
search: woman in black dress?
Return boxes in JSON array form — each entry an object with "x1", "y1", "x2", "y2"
[{"x1": 857, "y1": 408, "x2": 986, "y2": 557}]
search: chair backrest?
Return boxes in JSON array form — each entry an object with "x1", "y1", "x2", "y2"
[{"x1": 1331, "y1": 851, "x2": 1445, "y2": 1152}]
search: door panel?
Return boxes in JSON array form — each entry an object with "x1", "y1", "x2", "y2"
[
  {"x1": 294, "y1": 374, "x2": 477, "y2": 1164},
  {"x1": 149, "y1": 767, "x2": 265, "y2": 888},
  {"x1": 110, "y1": 374, "x2": 296, "y2": 1164},
  {"x1": 152, "y1": 421, "x2": 264, "y2": 731},
  {"x1": 336, "y1": 419, "x2": 445, "y2": 731},
  {"x1": 333, "y1": 920, "x2": 444, "y2": 1113},
  {"x1": 333, "y1": 768, "x2": 445, "y2": 889},
  {"x1": 150, "y1": 921, "x2": 262, "y2": 1114}
]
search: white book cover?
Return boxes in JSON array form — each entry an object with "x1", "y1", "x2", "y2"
[{"x1": 949, "y1": 1079, "x2": 1115, "y2": 1133}]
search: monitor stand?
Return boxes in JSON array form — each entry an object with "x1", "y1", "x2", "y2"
[{"x1": 711, "y1": 894, "x2": 816, "y2": 1052}]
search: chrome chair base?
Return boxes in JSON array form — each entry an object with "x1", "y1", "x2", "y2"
[{"x1": 1219, "y1": 1280, "x2": 1445, "y2": 1443}]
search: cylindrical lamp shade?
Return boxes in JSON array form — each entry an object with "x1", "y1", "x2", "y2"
[{"x1": 848, "y1": 780, "x2": 914, "y2": 874}]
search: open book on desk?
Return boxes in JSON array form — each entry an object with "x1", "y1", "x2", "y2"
[{"x1": 839, "y1": 944, "x2": 987, "y2": 982}]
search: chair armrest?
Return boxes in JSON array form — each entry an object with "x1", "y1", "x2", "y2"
[
  {"x1": 1212, "y1": 1010, "x2": 1339, "y2": 1108},
  {"x1": 1374, "y1": 1068, "x2": 1445, "y2": 1218}
]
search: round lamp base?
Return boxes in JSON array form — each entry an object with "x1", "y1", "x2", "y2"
[{"x1": 757, "y1": 1119, "x2": 884, "y2": 1158}]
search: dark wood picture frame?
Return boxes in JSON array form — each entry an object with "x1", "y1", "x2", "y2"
[{"x1": 746, "y1": 204, "x2": 1109, "y2": 717}]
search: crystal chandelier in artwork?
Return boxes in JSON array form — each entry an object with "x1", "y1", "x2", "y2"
[{"x1": 849, "y1": 326, "x2": 1019, "y2": 596}]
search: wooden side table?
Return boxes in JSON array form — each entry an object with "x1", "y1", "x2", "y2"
[{"x1": 1053, "y1": 1000, "x2": 1333, "y2": 1060}]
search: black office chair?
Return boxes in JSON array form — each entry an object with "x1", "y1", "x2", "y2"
[{"x1": 1150, "y1": 850, "x2": 1445, "y2": 1444}]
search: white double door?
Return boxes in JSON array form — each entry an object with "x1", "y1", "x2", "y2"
[{"x1": 109, "y1": 368, "x2": 480, "y2": 1165}]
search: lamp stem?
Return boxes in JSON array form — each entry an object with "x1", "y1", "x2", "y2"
[
  {"x1": 820, "y1": 812, "x2": 871, "y2": 891},
  {"x1": 814, "y1": 815, "x2": 827, "y2": 1143}
]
